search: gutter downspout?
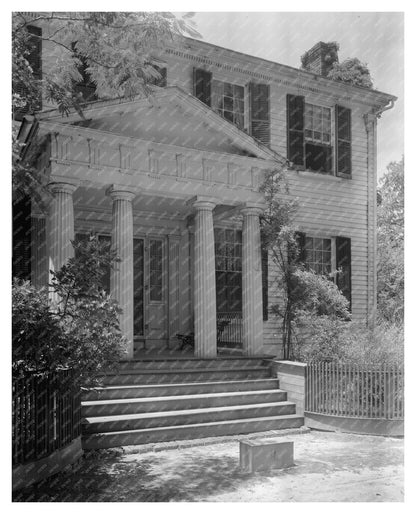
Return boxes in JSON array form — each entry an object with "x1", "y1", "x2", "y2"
[{"x1": 364, "y1": 98, "x2": 396, "y2": 330}]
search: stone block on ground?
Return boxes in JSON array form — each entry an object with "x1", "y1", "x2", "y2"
[{"x1": 239, "y1": 439, "x2": 294, "y2": 472}]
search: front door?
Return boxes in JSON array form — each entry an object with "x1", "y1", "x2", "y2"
[{"x1": 133, "y1": 236, "x2": 168, "y2": 349}]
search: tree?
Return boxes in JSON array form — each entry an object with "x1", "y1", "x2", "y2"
[
  {"x1": 377, "y1": 157, "x2": 404, "y2": 324},
  {"x1": 260, "y1": 170, "x2": 350, "y2": 360},
  {"x1": 12, "y1": 12, "x2": 199, "y2": 204},
  {"x1": 327, "y1": 57, "x2": 373, "y2": 88}
]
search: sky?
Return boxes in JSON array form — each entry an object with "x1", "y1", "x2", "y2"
[{"x1": 190, "y1": 11, "x2": 404, "y2": 178}]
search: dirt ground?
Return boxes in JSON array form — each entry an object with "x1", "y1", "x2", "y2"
[{"x1": 13, "y1": 430, "x2": 404, "y2": 502}]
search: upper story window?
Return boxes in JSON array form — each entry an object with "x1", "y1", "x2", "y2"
[
  {"x1": 193, "y1": 68, "x2": 270, "y2": 146},
  {"x1": 212, "y1": 80, "x2": 245, "y2": 130},
  {"x1": 287, "y1": 94, "x2": 352, "y2": 178},
  {"x1": 304, "y1": 104, "x2": 331, "y2": 144}
]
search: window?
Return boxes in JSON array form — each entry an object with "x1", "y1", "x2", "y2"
[
  {"x1": 212, "y1": 80, "x2": 245, "y2": 130},
  {"x1": 287, "y1": 95, "x2": 352, "y2": 176},
  {"x1": 305, "y1": 104, "x2": 331, "y2": 144},
  {"x1": 297, "y1": 232, "x2": 352, "y2": 309},
  {"x1": 193, "y1": 69, "x2": 271, "y2": 145},
  {"x1": 215, "y1": 228, "x2": 242, "y2": 312},
  {"x1": 304, "y1": 236, "x2": 332, "y2": 275},
  {"x1": 149, "y1": 239, "x2": 163, "y2": 302}
]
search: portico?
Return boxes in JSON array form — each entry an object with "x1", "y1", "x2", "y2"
[{"x1": 27, "y1": 87, "x2": 285, "y2": 358}]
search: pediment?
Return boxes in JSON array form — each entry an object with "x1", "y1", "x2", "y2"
[{"x1": 38, "y1": 87, "x2": 285, "y2": 162}]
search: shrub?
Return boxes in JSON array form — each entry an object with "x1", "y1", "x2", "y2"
[
  {"x1": 12, "y1": 235, "x2": 127, "y2": 384},
  {"x1": 293, "y1": 315, "x2": 403, "y2": 367},
  {"x1": 12, "y1": 280, "x2": 64, "y2": 374}
]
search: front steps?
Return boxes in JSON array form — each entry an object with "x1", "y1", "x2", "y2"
[{"x1": 81, "y1": 357, "x2": 304, "y2": 449}]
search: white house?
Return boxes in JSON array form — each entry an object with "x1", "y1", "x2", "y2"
[{"x1": 14, "y1": 33, "x2": 396, "y2": 360}]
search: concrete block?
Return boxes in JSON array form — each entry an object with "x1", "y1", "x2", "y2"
[{"x1": 240, "y1": 439, "x2": 294, "y2": 472}]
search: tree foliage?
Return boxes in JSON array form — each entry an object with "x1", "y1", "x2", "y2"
[
  {"x1": 377, "y1": 157, "x2": 404, "y2": 324},
  {"x1": 260, "y1": 169, "x2": 350, "y2": 360},
  {"x1": 327, "y1": 57, "x2": 373, "y2": 88},
  {"x1": 12, "y1": 235, "x2": 127, "y2": 384},
  {"x1": 12, "y1": 12, "x2": 199, "y2": 205}
]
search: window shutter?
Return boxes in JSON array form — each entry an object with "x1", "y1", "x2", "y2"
[
  {"x1": 12, "y1": 197, "x2": 32, "y2": 280},
  {"x1": 335, "y1": 105, "x2": 352, "y2": 177},
  {"x1": 336, "y1": 236, "x2": 352, "y2": 309},
  {"x1": 249, "y1": 83, "x2": 270, "y2": 146},
  {"x1": 261, "y1": 233, "x2": 269, "y2": 321},
  {"x1": 193, "y1": 68, "x2": 212, "y2": 107},
  {"x1": 287, "y1": 94, "x2": 305, "y2": 166}
]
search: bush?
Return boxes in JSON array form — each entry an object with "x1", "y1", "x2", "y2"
[
  {"x1": 293, "y1": 315, "x2": 403, "y2": 367},
  {"x1": 12, "y1": 235, "x2": 128, "y2": 384},
  {"x1": 12, "y1": 280, "x2": 64, "y2": 374}
]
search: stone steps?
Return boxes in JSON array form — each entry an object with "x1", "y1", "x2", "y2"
[
  {"x1": 82, "y1": 378, "x2": 280, "y2": 401},
  {"x1": 82, "y1": 389, "x2": 288, "y2": 416},
  {"x1": 83, "y1": 401, "x2": 297, "y2": 433},
  {"x1": 81, "y1": 358, "x2": 304, "y2": 449},
  {"x1": 82, "y1": 414, "x2": 304, "y2": 449},
  {"x1": 100, "y1": 367, "x2": 271, "y2": 385},
  {"x1": 115, "y1": 357, "x2": 273, "y2": 371}
]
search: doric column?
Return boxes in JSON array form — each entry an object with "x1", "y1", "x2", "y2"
[
  {"x1": 107, "y1": 187, "x2": 135, "y2": 359},
  {"x1": 190, "y1": 197, "x2": 217, "y2": 358},
  {"x1": 48, "y1": 182, "x2": 77, "y2": 273},
  {"x1": 241, "y1": 204, "x2": 264, "y2": 356}
]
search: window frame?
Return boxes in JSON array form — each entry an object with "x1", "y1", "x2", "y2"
[
  {"x1": 303, "y1": 235, "x2": 336, "y2": 276},
  {"x1": 304, "y1": 101, "x2": 334, "y2": 175},
  {"x1": 212, "y1": 79, "x2": 245, "y2": 130}
]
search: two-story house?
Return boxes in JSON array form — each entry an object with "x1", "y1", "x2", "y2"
[{"x1": 15, "y1": 31, "x2": 396, "y2": 360}]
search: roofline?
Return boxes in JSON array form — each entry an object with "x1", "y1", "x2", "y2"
[{"x1": 180, "y1": 37, "x2": 397, "y2": 104}]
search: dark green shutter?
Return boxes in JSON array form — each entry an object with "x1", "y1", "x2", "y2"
[
  {"x1": 249, "y1": 83, "x2": 270, "y2": 146},
  {"x1": 193, "y1": 68, "x2": 212, "y2": 107},
  {"x1": 287, "y1": 94, "x2": 305, "y2": 166},
  {"x1": 336, "y1": 236, "x2": 352, "y2": 308},
  {"x1": 335, "y1": 105, "x2": 352, "y2": 177},
  {"x1": 261, "y1": 232, "x2": 268, "y2": 321}
]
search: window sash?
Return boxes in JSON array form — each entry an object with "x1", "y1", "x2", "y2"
[{"x1": 212, "y1": 80, "x2": 245, "y2": 129}]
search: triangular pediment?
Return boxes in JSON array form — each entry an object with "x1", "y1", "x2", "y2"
[{"x1": 38, "y1": 87, "x2": 285, "y2": 162}]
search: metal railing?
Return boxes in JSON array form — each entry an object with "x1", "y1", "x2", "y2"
[
  {"x1": 12, "y1": 369, "x2": 82, "y2": 465},
  {"x1": 217, "y1": 312, "x2": 242, "y2": 347},
  {"x1": 305, "y1": 363, "x2": 404, "y2": 419}
]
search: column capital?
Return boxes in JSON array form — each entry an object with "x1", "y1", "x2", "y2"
[
  {"x1": 240, "y1": 202, "x2": 266, "y2": 217},
  {"x1": 106, "y1": 185, "x2": 136, "y2": 202},
  {"x1": 187, "y1": 195, "x2": 217, "y2": 212},
  {"x1": 48, "y1": 182, "x2": 78, "y2": 195}
]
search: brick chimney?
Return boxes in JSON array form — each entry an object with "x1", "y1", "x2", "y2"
[{"x1": 301, "y1": 41, "x2": 339, "y2": 77}]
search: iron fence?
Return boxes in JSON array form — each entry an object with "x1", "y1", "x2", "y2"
[
  {"x1": 305, "y1": 362, "x2": 404, "y2": 419},
  {"x1": 12, "y1": 368, "x2": 81, "y2": 465},
  {"x1": 217, "y1": 312, "x2": 242, "y2": 347}
]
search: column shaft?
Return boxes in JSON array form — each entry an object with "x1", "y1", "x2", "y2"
[
  {"x1": 242, "y1": 208, "x2": 264, "y2": 356},
  {"x1": 48, "y1": 183, "x2": 77, "y2": 274},
  {"x1": 193, "y1": 201, "x2": 217, "y2": 358},
  {"x1": 109, "y1": 189, "x2": 135, "y2": 359}
]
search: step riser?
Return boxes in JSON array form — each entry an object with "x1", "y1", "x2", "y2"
[
  {"x1": 82, "y1": 379, "x2": 280, "y2": 401},
  {"x1": 82, "y1": 391, "x2": 288, "y2": 417},
  {"x1": 116, "y1": 358, "x2": 271, "y2": 371},
  {"x1": 100, "y1": 369, "x2": 271, "y2": 385},
  {"x1": 83, "y1": 403, "x2": 296, "y2": 433},
  {"x1": 82, "y1": 416, "x2": 304, "y2": 449},
  {"x1": 102, "y1": 369, "x2": 270, "y2": 385}
]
